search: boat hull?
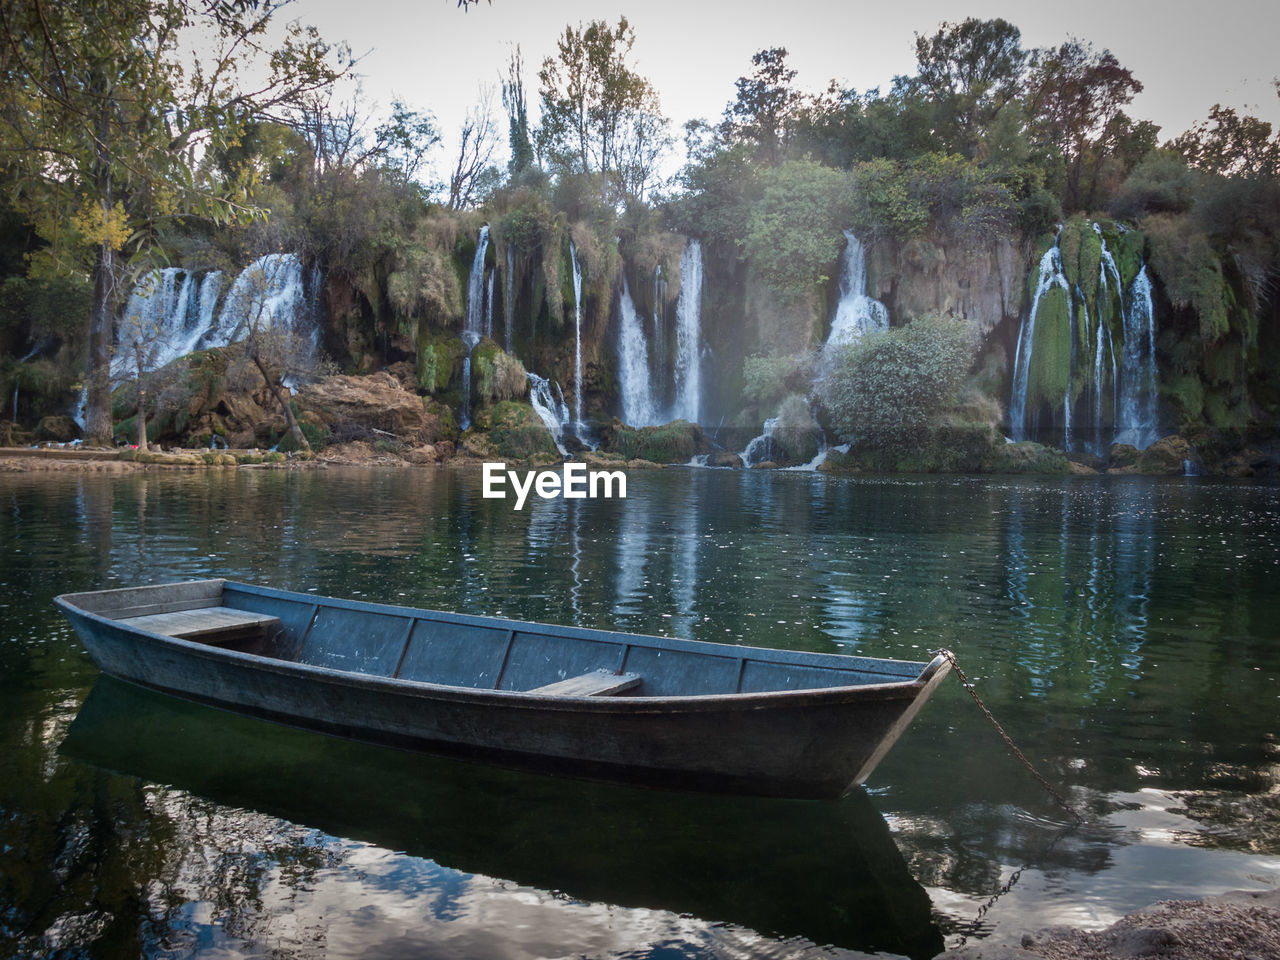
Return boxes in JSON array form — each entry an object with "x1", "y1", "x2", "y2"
[{"x1": 56, "y1": 582, "x2": 950, "y2": 799}]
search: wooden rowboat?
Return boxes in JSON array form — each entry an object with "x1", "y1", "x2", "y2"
[{"x1": 55, "y1": 579, "x2": 951, "y2": 799}]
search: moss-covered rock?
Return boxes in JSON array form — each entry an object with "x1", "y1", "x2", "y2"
[
  {"x1": 1026, "y1": 285, "x2": 1072, "y2": 411},
  {"x1": 484, "y1": 401, "x2": 560, "y2": 462},
  {"x1": 605, "y1": 419, "x2": 710, "y2": 464},
  {"x1": 36, "y1": 415, "x2": 80, "y2": 442},
  {"x1": 984, "y1": 441, "x2": 1073, "y2": 474}
]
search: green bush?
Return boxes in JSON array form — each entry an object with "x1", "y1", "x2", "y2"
[
  {"x1": 743, "y1": 160, "x2": 851, "y2": 298},
  {"x1": 741, "y1": 353, "x2": 813, "y2": 414},
  {"x1": 487, "y1": 401, "x2": 559, "y2": 461},
  {"x1": 821, "y1": 313, "x2": 976, "y2": 450}
]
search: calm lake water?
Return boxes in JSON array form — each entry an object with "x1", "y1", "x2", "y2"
[{"x1": 2, "y1": 465, "x2": 1279, "y2": 959}]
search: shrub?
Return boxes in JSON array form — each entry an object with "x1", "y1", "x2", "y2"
[{"x1": 821, "y1": 313, "x2": 976, "y2": 450}]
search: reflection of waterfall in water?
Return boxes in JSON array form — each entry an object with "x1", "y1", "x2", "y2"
[
  {"x1": 616, "y1": 276, "x2": 660, "y2": 426},
  {"x1": 671, "y1": 511, "x2": 699, "y2": 638},
  {"x1": 1001, "y1": 482, "x2": 1156, "y2": 695},
  {"x1": 613, "y1": 495, "x2": 650, "y2": 619},
  {"x1": 527, "y1": 373, "x2": 571, "y2": 457}
]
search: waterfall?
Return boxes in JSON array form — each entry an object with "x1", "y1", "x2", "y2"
[
  {"x1": 214, "y1": 253, "x2": 306, "y2": 343},
  {"x1": 459, "y1": 226, "x2": 490, "y2": 431},
  {"x1": 466, "y1": 226, "x2": 490, "y2": 340},
  {"x1": 672, "y1": 239, "x2": 703, "y2": 425},
  {"x1": 504, "y1": 246, "x2": 515, "y2": 356},
  {"x1": 1116, "y1": 267, "x2": 1158, "y2": 448},
  {"x1": 652, "y1": 263, "x2": 666, "y2": 398},
  {"x1": 1009, "y1": 223, "x2": 1160, "y2": 452},
  {"x1": 1009, "y1": 242, "x2": 1069, "y2": 442},
  {"x1": 617, "y1": 276, "x2": 659, "y2": 427},
  {"x1": 194, "y1": 272, "x2": 224, "y2": 350},
  {"x1": 570, "y1": 241, "x2": 584, "y2": 430},
  {"x1": 484, "y1": 269, "x2": 495, "y2": 340},
  {"x1": 527, "y1": 372, "x2": 571, "y2": 457},
  {"x1": 824, "y1": 230, "x2": 888, "y2": 360},
  {"x1": 113, "y1": 268, "x2": 192, "y2": 377},
  {"x1": 740, "y1": 417, "x2": 779, "y2": 466}
]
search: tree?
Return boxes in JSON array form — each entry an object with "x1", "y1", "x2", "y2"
[
  {"x1": 502, "y1": 45, "x2": 535, "y2": 177},
  {"x1": 448, "y1": 87, "x2": 501, "y2": 210},
  {"x1": 1169, "y1": 105, "x2": 1280, "y2": 179},
  {"x1": 536, "y1": 17, "x2": 670, "y2": 201},
  {"x1": 905, "y1": 18, "x2": 1026, "y2": 157},
  {"x1": 1024, "y1": 39, "x2": 1144, "y2": 210},
  {"x1": 723, "y1": 48, "x2": 801, "y2": 165},
  {"x1": 231, "y1": 256, "x2": 323, "y2": 452},
  {"x1": 0, "y1": 0, "x2": 348, "y2": 445}
]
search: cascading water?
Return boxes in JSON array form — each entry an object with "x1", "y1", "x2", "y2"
[
  {"x1": 616, "y1": 276, "x2": 659, "y2": 427},
  {"x1": 1116, "y1": 267, "x2": 1158, "y2": 449},
  {"x1": 1009, "y1": 241, "x2": 1070, "y2": 442},
  {"x1": 570, "y1": 241, "x2": 584, "y2": 432},
  {"x1": 215, "y1": 253, "x2": 305, "y2": 342},
  {"x1": 504, "y1": 246, "x2": 515, "y2": 356},
  {"x1": 484, "y1": 269, "x2": 495, "y2": 340},
  {"x1": 113, "y1": 255, "x2": 304, "y2": 382},
  {"x1": 652, "y1": 264, "x2": 666, "y2": 396},
  {"x1": 527, "y1": 372, "x2": 571, "y2": 457},
  {"x1": 466, "y1": 226, "x2": 490, "y2": 339},
  {"x1": 824, "y1": 230, "x2": 889, "y2": 361},
  {"x1": 672, "y1": 240, "x2": 703, "y2": 425},
  {"x1": 459, "y1": 225, "x2": 490, "y2": 431},
  {"x1": 1009, "y1": 222, "x2": 1160, "y2": 452},
  {"x1": 741, "y1": 230, "x2": 882, "y2": 466},
  {"x1": 459, "y1": 330, "x2": 481, "y2": 431}
]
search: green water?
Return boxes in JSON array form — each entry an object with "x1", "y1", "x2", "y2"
[{"x1": 2, "y1": 466, "x2": 1278, "y2": 958}]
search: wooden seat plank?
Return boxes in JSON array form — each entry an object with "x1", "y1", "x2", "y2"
[
  {"x1": 527, "y1": 669, "x2": 641, "y2": 697},
  {"x1": 117, "y1": 607, "x2": 280, "y2": 642}
]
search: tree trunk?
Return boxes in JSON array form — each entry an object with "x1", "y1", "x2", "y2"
[
  {"x1": 251, "y1": 352, "x2": 310, "y2": 452},
  {"x1": 84, "y1": 242, "x2": 116, "y2": 446},
  {"x1": 84, "y1": 87, "x2": 117, "y2": 447},
  {"x1": 134, "y1": 344, "x2": 148, "y2": 452}
]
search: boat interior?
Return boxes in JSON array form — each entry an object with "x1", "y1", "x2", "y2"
[{"x1": 63, "y1": 579, "x2": 926, "y2": 698}]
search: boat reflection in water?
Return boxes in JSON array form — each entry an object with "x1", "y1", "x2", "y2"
[{"x1": 63, "y1": 676, "x2": 943, "y2": 959}]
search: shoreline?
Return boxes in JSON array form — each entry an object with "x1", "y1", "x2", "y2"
[{"x1": 937, "y1": 888, "x2": 1280, "y2": 959}]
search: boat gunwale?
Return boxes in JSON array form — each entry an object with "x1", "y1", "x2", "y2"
[{"x1": 54, "y1": 580, "x2": 941, "y2": 712}]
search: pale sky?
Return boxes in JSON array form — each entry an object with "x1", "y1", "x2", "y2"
[{"x1": 288, "y1": 0, "x2": 1280, "y2": 185}]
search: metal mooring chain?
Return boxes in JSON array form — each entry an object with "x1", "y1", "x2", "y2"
[
  {"x1": 935, "y1": 649, "x2": 1083, "y2": 825},
  {"x1": 933, "y1": 649, "x2": 1086, "y2": 945}
]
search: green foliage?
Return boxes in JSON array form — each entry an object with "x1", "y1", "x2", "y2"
[
  {"x1": 0, "y1": 275, "x2": 93, "y2": 344},
  {"x1": 743, "y1": 160, "x2": 850, "y2": 298},
  {"x1": 821, "y1": 314, "x2": 977, "y2": 449},
  {"x1": 607, "y1": 419, "x2": 703, "y2": 463},
  {"x1": 1025, "y1": 285, "x2": 1072, "y2": 410},
  {"x1": 1112, "y1": 150, "x2": 1200, "y2": 218},
  {"x1": 741, "y1": 353, "x2": 813, "y2": 414},
  {"x1": 769, "y1": 394, "x2": 821, "y2": 464},
  {"x1": 486, "y1": 401, "x2": 559, "y2": 461},
  {"x1": 1144, "y1": 213, "x2": 1229, "y2": 340},
  {"x1": 536, "y1": 17, "x2": 669, "y2": 202},
  {"x1": 274, "y1": 420, "x2": 328, "y2": 453}
]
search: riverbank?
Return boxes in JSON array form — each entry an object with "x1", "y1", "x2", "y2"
[{"x1": 939, "y1": 889, "x2": 1280, "y2": 959}]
